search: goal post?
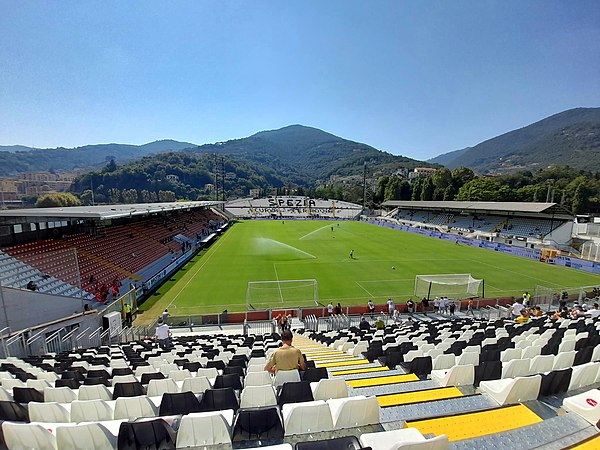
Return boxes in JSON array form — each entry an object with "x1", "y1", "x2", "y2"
[
  {"x1": 246, "y1": 279, "x2": 319, "y2": 310},
  {"x1": 414, "y1": 274, "x2": 483, "y2": 300}
]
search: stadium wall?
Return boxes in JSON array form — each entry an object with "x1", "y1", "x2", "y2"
[
  {"x1": 0, "y1": 285, "x2": 87, "y2": 331},
  {"x1": 367, "y1": 218, "x2": 600, "y2": 276}
]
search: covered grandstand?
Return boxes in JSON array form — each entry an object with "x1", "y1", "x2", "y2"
[
  {"x1": 0, "y1": 201, "x2": 227, "y2": 331},
  {"x1": 225, "y1": 196, "x2": 363, "y2": 220},
  {"x1": 382, "y1": 201, "x2": 574, "y2": 248}
]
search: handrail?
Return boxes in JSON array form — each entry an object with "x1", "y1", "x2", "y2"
[
  {"x1": 89, "y1": 327, "x2": 102, "y2": 339},
  {"x1": 6, "y1": 330, "x2": 26, "y2": 346},
  {"x1": 0, "y1": 327, "x2": 10, "y2": 337},
  {"x1": 62, "y1": 326, "x2": 80, "y2": 341},
  {"x1": 45, "y1": 328, "x2": 63, "y2": 343},
  {"x1": 26, "y1": 327, "x2": 48, "y2": 345}
]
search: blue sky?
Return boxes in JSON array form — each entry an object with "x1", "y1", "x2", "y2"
[{"x1": 1, "y1": 1, "x2": 599, "y2": 160}]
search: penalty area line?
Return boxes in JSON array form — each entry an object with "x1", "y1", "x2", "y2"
[{"x1": 355, "y1": 281, "x2": 375, "y2": 298}]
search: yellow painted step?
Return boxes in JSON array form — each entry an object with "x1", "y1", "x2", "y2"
[
  {"x1": 346, "y1": 373, "x2": 419, "y2": 388},
  {"x1": 310, "y1": 354, "x2": 355, "y2": 361},
  {"x1": 405, "y1": 404, "x2": 543, "y2": 442},
  {"x1": 317, "y1": 359, "x2": 370, "y2": 368},
  {"x1": 304, "y1": 351, "x2": 345, "y2": 357},
  {"x1": 377, "y1": 387, "x2": 463, "y2": 407},
  {"x1": 331, "y1": 367, "x2": 389, "y2": 376},
  {"x1": 566, "y1": 433, "x2": 600, "y2": 450}
]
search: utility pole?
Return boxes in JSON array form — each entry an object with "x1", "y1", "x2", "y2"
[
  {"x1": 221, "y1": 156, "x2": 226, "y2": 204},
  {"x1": 214, "y1": 154, "x2": 219, "y2": 202},
  {"x1": 362, "y1": 161, "x2": 367, "y2": 209},
  {"x1": 90, "y1": 177, "x2": 95, "y2": 206}
]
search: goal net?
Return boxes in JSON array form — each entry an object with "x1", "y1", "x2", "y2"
[
  {"x1": 246, "y1": 279, "x2": 319, "y2": 310},
  {"x1": 414, "y1": 274, "x2": 482, "y2": 299}
]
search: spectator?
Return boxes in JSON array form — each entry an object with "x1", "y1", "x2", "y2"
[
  {"x1": 387, "y1": 298, "x2": 395, "y2": 316},
  {"x1": 335, "y1": 303, "x2": 342, "y2": 315},
  {"x1": 449, "y1": 301, "x2": 456, "y2": 316},
  {"x1": 264, "y1": 330, "x2": 305, "y2": 375},
  {"x1": 511, "y1": 300, "x2": 524, "y2": 319},
  {"x1": 162, "y1": 309, "x2": 169, "y2": 323},
  {"x1": 466, "y1": 299, "x2": 475, "y2": 316},
  {"x1": 421, "y1": 297, "x2": 429, "y2": 314},
  {"x1": 26, "y1": 280, "x2": 37, "y2": 291},
  {"x1": 375, "y1": 316, "x2": 385, "y2": 330},
  {"x1": 516, "y1": 309, "x2": 530, "y2": 324},
  {"x1": 124, "y1": 303, "x2": 132, "y2": 326},
  {"x1": 367, "y1": 299, "x2": 375, "y2": 316},
  {"x1": 155, "y1": 320, "x2": 171, "y2": 349},
  {"x1": 327, "y1": 302, "x2": 333, "y2": 316},
  {"x1": 359, "y1": 315, "x2": 371, "y2": 330},
  {"x1": 406, "y1": 299, "x2": 415, "y2": 314},
  {"x1": 586, "y1": 303, "x2": 600, "y2": 318}
]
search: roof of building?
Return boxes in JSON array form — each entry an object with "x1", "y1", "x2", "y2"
[
  {"x1": 0, "y1": 201, "x2": 220, "y2": 221},
  {"x1": 382, "y1": 200, "x2": 572, "y2": 216}
]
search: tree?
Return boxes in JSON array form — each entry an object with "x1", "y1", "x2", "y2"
[
  {"x1": 159, "y1": 190, "x2": 176, "y2": 202},
  {"x1": 452, "y1": 167, "x2": 476, "y2": 189},
  {"x1": 122, "y1": 189, "x2": 139, "y2": 204},
  {"x1": 432, "y1": 168, "x2": 453, "y2": 190},
  {"x1": 108, "y1": 188, "x2": 121, "y2": 204},
  {"x1": 443, "y1": 184, "x2": 457, "y2": 201},
  {"x1": 399, "y1": 181, "x2": 411, "y2": 200},
  {"x1": 105, "y1": 159, "x2": 117, "y2": 173},
  {"x1": 456, "y1": 178, "x2": 504, "y2": 201},
  {"x1": 572, "y1": 183, "x2": 589, "y2": 214},
  {"x1": 373, "y1": 176, "x2": 390, "y2": 204},
  {"x1": 384, "y1": 176, "x2": 401, "y2": 201},
  {"x1": 411, "y1": 178, "x2": 424, "y2": 201},
  {"x1": 36, "y1": 193, "x2": 82, "y2": 208},
  {"x1": 420, "y1": 177, "x2": 435, "y2": 201}
]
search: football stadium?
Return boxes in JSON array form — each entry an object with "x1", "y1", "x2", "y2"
[{"x1": 0, "y1": 198, "x2": 600, "y2": 449}]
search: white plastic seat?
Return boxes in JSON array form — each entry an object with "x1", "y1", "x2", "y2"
[
  {"x1": 196, "y1": 367, "x2": 219, "y2": 382},
  {"x1": 244, "y1": 371, "x2": 272, "y2": 387},
  {"x1": 114, "y1": 396, "x2": 158, "y2": 420},
  {"x1": 134, "y1": 365, "x2": 157, "y2": 377},
  {"x1": 327, "y1": 395, "x2": 380, "y2": 428},
  {"x1": 559, "y1": 340, "x2": 576, "y2": 353},
  {"x1": 176, "y1": 411, "x2": 232, "y2": 448},
  {"x1": 282, "y1": 400, "x2": 334, "y2": 435},
  {"x1": 568, "y1": 362, "x2": 600, "y2": 391},
  {"x1": 248, "y1": 357, "x2": 267, "y2": 366},
  {"x1": 529, "y1": 355, "x2": 555, "y2": 375},
  {"x1": 147, "y1": 378, "x2": 179, "y2": 396},
  {"x1": 37, "y1": 372, "x2": 59, "y2": 383},
  {"x1": 44, "y1": 387, "x2": 77, "y2": 404},
  {"x1": 522, "y1": 346, "x2": 542, "y2": 360},
  {"x1": 0, "y1": 386, "x2": 13, "y2": 401},
  {"x1": 246, "y1": 364, "x2": 264, "y2": 373},
  {"x1": 1, "y1": 378, "x2": 25, "y2": 390},
  {"x1": 181, "y1": 376, "x2": 212, "y2": 395},
  {"x1": 562, "y1": 388, "x2": 600, "y2": 425},
  {"x1": 502, "y1": 359, "x2": 531, "y2": 379},
  {"x1": 403, "y1": 350, "x2": 424, "y2": 363},
  {"x1": 431, "y1": 364, "x2": 474, "y2": 387},
  {"x1": 455, "y1": 352, "x2": 479, "y2": 366},
  {"x1": 591, "y1": 345, "x2": 600, "y2": 362},
  {"x1": 158, "y1": 363, "x2": 179, "y2": 376},
  {"x1": 360, "y1": 428, "x2": 450, "y2": 450},
  {"x1": 70, "y1": 399, "x2": 114, "y2": 422},
  {"x1": 500, "y1": 348, "x2": 522, "y2": 363},
  {"x1": 310, "y1": 378, "x2": 348, "y2": 401},
  {"x1": 78, "y1": 384, "x2": 112, "y2": 401},
  {"x1": 56, "y1": 422, "x2": 118, "y2": 450},
  {"x1": 169, "y1": 369, "x2": 192, "y2": 382},
  {"x1": 432, "y1": 354, "x2": 456, "y2": 370},
  {"x1": 273, "y1": 369, "x2": 301, "y2": 388},
  {"x1": 479, "y1": 375, "x2": 542, "y2": 405},
  {"x1": 424, "y1": 349, "x2": 443, "y2": 360},
  {"x1": 240, "y1": 384, "x2": 277, "y2": 408},
  {"x1": 2, "y1": 422, "x2": 57, "y2": 450},
  {"x1": 111, "y1": 374, "x2": 137, "y2": 386},
  {"x1": 29, "y1": 401, "x2": 71, "y2": 423},
  {"x1": 553, "y1": 351, "x2": 577, "y2": 370}
]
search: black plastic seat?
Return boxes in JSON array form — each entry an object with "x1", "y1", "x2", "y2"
[
  {"x1": 14, "y1": 372, "x2": 36, "y2": 382},
  {"x1": 55, "y1": 379, "x2": 80, "y2": 389},
  {"x1": 140, "y1": 372, "x2": 166, "y2": 384},
  {"x1": 12, "y1": 387, "x2": 43, "y2": 404},
  {"x1": 538, "y1": 368, "x2": 572, "y2": 397},
  {"x1": 403, "y1": 356, "x2": 433, "y2": 377},
  {"x1": 159, "y1": 392, "x2": 202, "y2": 416},
  {"x1": 111, "y1": 367, "x2": 134, "y2": 377},
  {"x1": 232, "y1": 406, "x2": 284, "y2": 442},
  {"x1": 182, "y1": 362, "x2": 202, "y2": 372},
  {"x1": 295, "y1": 435, "x2": 362, "y2": 450},
  {"x1": 277, "y1": 381, "x2": 314, "y2": 406},
  {"x1": 199, "y1": 388, "x2": 239, "y2": 412},
  {"x1": 574, "y1": 347, "x2": 593, "y2": 366},
  {"x1": 214, "y1": 374, "x2": 243, "y2": 390},
  {"x1": 61, "y1": 370, "x2": 85, "y2": 382},
  {"x1": 83, "y1": 377, "x2": 112, "y2": 387},
  {"x1": 474, "y1": 361, "x2": 502, "y2": 386},
  {"x1": 206, "y1": 360, "x2": 226, "y2": 371},
  {"x1": 117, "y1": 418, "x2": 176, "y2": 450},
  {"x1": 223, "y1": 366, "x2": 245, "y2": 377},
  {"x1": 302, "y1": 368, "x2": 328, "y2": 382},
  {"x1": 113, "y1": 381, "x2": 145, "y2": 400},
  {"x1": 86, "y1": 369, "x2": 111, "y2": 379},
  {"x1": 228, "y1": 358, "x2": 247, "y2": 369},
  {"x1": 479, "y1": 349, "x2": 501, "y2": 363},
  {"x1": 0, "y1": 401, "x2": 29, "y2": 422}
]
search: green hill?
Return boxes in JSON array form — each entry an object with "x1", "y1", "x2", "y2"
[{"x1": 433, "y1": 108, "x2": 600, "y2": 174}]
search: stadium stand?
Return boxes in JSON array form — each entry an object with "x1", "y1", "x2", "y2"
[
  {"x1": 225, "y1": 196, "x2": 363, "y2": 220},
  {"x1": 0, "y1": 309, "x2": 597, "y2": 449}
]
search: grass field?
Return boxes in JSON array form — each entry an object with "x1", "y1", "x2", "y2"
[{"x1": 139, "y1": 220, "x2": 600, "y2": 320}]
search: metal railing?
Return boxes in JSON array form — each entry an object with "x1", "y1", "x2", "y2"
[
  {"x1": 100, "y1": 328, "x2": 111, "y2": 346},
  {"x1": 4, "y1": 330, "x2": 27, "y2": 358},
  {"x1": 75, "y1": 327, "x2": 91, "y2": 349},
  {"x1": 88, "y1": 327, "x2": 103, "y2": 348},
  {"x1": 44, "y1": 328, "x2": 64, "y2": 354},
  {"x1": 0, "y1": 327, "x2": 10, "y2": 358},
  {"x1": 243, "y1": 320, "x2": 275, "y2": 336},
  {"x1": 25, "y1": 327, "x2": 48, "y2": 356}
]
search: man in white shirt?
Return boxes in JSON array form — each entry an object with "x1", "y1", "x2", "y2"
[
  {"x1": 327, "y1": 302, "x2": 333, "y2": 316},
  {"x1": 155, "y1": 320, "x2": 171, "y2": 349},
  {"x1": 586, "y1": 303, "x2": 600, "y2": 319},
  {"x1": 511, "y1": 301, "x2": 525, "y2": 319}
]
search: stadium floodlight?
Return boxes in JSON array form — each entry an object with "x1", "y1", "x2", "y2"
[
  {"x1": 414, "y1": 274, "x2": 483, "y2": 300},
  {"x1": 246, "y1": 279, "x2": 318, "y2": 310}
]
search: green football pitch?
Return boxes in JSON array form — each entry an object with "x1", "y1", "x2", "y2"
[{"x1": 140, "y1": 220, "x2": 600, "y2": 318}]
